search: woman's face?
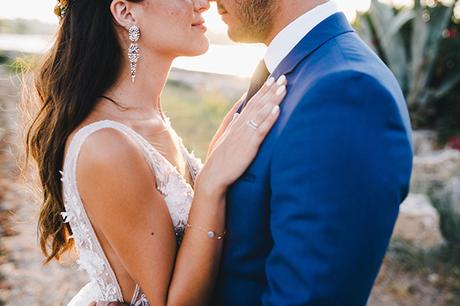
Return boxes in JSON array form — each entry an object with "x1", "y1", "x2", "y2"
[{"x1": 130, "y1": 0, "x2": 210, "y2": 58}]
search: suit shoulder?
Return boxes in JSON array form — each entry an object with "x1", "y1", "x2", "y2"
[
  {"x1": 311, "y1": 31, "x2": 398, "y2": 87},
  {"x1": 289, "y1": 68, "x2": 410, "y2": 130},
  {"x1": 308, "y1": 69, "x2": 393, "y2": 100}
]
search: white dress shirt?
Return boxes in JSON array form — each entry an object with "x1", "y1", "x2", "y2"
[{"x1": 264, "y1": 1, "x2": 339, "y2": 73}]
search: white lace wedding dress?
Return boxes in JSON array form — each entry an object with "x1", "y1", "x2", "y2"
[{"x1": 60, "y1": 119, "x2": 203, "y2": 305}]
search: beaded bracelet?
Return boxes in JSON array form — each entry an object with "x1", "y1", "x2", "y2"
[{"x1": 186, "y1": 223, "x2": 226, "y2": 240}]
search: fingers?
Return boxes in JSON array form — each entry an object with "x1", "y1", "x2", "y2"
[
  {"x1": 253, "y1": 81, "x2": 286, "y2": 124},
  {"x1": 243, "y1": 75, "x2": 287, "y2": 116},
  {"x1": 242, "y1": 77, "x2": 286, "y2": 131},
  {"x1": 207, "y1": 112, "x2": 240, "y2": 159},
  {"x1": 228, "y1": 113, "x2": 240, "y2": 129},
  {"x1": 243, "y1": 76, "x2": 276, "y2": 110},
  {"x1": 224, "y1": 93, "x2": 246, "y2": 125},
  {"x1": 237, "y1": 92, "x2": 247, "y2": 106},
  {"x1": 208, "y1": 93, "x2": 247, "y2": 155},
  {"x1": 252, "y1": 76, "x2": 275, "y2": 102},
  {"x1": 221, "y1": 113, "x2": 240, "y2": 139},
  {"x1": 254, "y1": 105, "x2": 280, "y2": 139},
  {"x1": 215, "y1": 74, "x2": 287, "y2": 168}
]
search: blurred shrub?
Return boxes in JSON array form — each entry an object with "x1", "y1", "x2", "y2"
[
  {"x1": 0, "y1": 53, "x2": 39, "y2": 75},
  {"x1": 422, "y1": 19, "x2": 460, "y2": 145},
  {"x1": 428, "y1": 180, "x2": 460, "y2": 248},
  {"x1": 355, "y1": 0, "x2": 460, "y2": 144},
  {"x1": 0, "y1": 52, "x2": 8, "y2": 65},
  {"x1": 4, "y1": 55, "x2": 39, "y2": 74}
]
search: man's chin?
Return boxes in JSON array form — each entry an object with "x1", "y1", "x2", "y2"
[{"x1": 227, "y1": 29, "x2": 261, "y2": 44}]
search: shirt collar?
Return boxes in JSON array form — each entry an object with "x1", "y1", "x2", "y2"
[{"x1": 264, "y1": 1, "x2": 339, "y2": 73}]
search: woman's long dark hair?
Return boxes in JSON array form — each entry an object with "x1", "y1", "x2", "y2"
[{"x1": 24, "y1": 0, "x2": 141, "y2": 263}]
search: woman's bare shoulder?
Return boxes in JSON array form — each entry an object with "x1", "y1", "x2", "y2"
[{"x1": 75, "y1": 125, "x2": 158, "y2": 208}]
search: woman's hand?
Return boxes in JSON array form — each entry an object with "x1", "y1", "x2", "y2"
[
  {"x1": 207, "y1": 93, "x2": 247, "y2": 158},
  {"x1": 198, "y1": 75, "x2": 287, "y2": 194}
]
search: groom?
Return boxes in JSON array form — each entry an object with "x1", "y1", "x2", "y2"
[
  {"x1": 103, "y1": 0, "x2": 413, "y2": 305},
  {"x1": 209, "y1": 0, "x2": 413, "y2": 305}
]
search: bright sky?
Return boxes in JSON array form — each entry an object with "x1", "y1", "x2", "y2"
[{"x1": 0, "y1": 0, "x2": 373, "y2": 28}]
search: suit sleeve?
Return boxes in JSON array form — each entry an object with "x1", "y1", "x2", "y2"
[{"x1": 261, "y1": 71, "x2": 413, "y2": 306}]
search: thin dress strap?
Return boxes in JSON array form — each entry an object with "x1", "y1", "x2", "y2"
[{"x1": 61, "y1": 120, "x2": 143, "y2": 303}]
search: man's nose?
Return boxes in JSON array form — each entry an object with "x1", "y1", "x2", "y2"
[{"x1": 194, "y1": 0, "x2": 211, "y2": 12}]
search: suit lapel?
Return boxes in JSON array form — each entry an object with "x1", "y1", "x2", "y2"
[
  {"x1": 236, "y1": 13, "x2": 353, "y2": 115},
  {"x1": 271, "y1": 12, "x2": 354, "y2": 79},
  {"x1": 238, "y1": 13, "x2": 356, "y2": 167}
]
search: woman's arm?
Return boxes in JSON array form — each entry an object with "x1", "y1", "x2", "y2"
[
  {"x1": 170, "y1": 77, "x2": 286, "y2": 306},
  {"x1": 82, "y1": 77, "x2": 286, "y2": 306}
]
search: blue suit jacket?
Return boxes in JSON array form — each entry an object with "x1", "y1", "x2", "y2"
[{"x1": 210, "y1": 13, "x2": 413, "y2": 306}]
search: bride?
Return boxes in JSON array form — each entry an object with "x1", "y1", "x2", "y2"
[{"x1": 24, "y1": 0, "x2": 286, "y2": 305}]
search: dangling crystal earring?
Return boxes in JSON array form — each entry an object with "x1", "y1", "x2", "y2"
[{"x1": 128, "y1": 25, "x2": 140, "y2": 83}]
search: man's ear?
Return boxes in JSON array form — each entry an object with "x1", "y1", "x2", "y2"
[{"x1": 110, "y1": 0, "x2": 136, "y2": 30}]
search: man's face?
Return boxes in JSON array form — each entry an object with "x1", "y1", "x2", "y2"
[{"x1": 213, "y1": 0, "x2": 277, "y2": 43}]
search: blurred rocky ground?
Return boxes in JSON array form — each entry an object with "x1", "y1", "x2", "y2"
[
  {"x1": 0, "y1": 68, "x2": 87, "y2": 306},
  {"x1": 0, "y1": 66, "x2": 459, "y2": 305},
  {"x1": 369, "y1": 136, "x2": 460, "y2": 306}
]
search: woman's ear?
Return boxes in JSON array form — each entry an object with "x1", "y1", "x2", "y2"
[{"x1": 110, "y1": 0, "x2": 136, "y2": 30}]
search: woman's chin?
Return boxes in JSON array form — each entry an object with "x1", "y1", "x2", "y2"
[{"x1": 183, "y1": 39, "x2": 210, "y2": 57}]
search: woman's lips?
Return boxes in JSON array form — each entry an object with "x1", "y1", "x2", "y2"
[{"x1": 192, "y1": 22, "x2": 207, "y2": 31}]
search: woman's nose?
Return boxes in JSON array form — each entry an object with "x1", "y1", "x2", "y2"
[{"x1": 194, "y1": 0, "x2": 211, "y2": 13}]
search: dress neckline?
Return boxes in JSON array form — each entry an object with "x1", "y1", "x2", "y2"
[{"x1": 74, "y1": 118, "x2": 196, "y2": 191}]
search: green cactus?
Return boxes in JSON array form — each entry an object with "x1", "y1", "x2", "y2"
[{"x1": 355, "y1": 0, "x2": 460, "y2": 109}]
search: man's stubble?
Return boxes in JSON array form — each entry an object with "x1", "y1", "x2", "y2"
[{"x1": 228, "y1": 0, "x2": 278, "y2": 43}]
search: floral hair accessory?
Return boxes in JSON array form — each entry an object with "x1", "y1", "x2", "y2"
[{"x1": 54, "y1": 0, "x2": 69, "y2": 19}]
